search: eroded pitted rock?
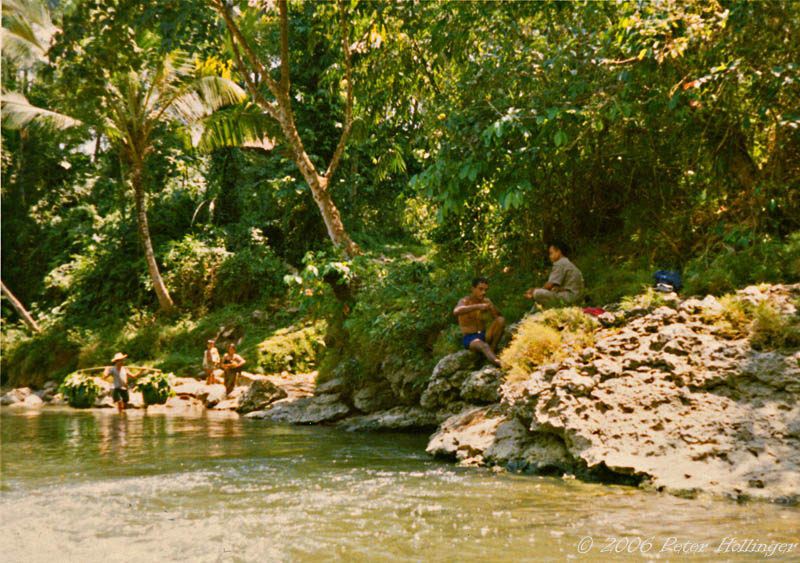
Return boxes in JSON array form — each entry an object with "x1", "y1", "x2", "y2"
[
  {"x1": 419, "y1": 350, "x2": 481, "y2": 410},
  {"x1": 426, "y1": 406, "x2": 506, "y2": 464},
  {"x1": 1, "y1": 387, "x2": 31, "y2": 405},
  {"x1": 381, "y1": 355, "x2": 425, "y2": 405},
  {"x1": 460, "y1": 365, "x2": 503, "y2": 404},
  {"x1": 424, "y1": 283, "x2": 800, "y2": 501}
]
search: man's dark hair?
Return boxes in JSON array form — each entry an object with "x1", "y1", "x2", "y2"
[
  {"x1": 472, "y1": 276, "x2": 489, "y2": 287},
  {"x1": 547, "y1": 240, "x2": 570, "y2": 256}
]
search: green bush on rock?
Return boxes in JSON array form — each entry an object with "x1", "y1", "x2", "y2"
[
  {"x1": 59, "y1": 372, "x2": 101, "y2": 408},
  {"x1": 134, "y1": 371, "x2": 176, "y2": 406},
  {"x1": 255, "y1": 322, "x2": 326, "y2": 374}
]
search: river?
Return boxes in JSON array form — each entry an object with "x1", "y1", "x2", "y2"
[{"x1": 1, "y1": 408, "x2": 798, "y2": 562}]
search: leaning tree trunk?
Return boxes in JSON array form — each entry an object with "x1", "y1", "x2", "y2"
[
  {"x1": 213, "y1": 0, "x2": 361, "y2": 259},
  {"x1": 1, "y1": 280, "x2": 41, "y2": 333},
  {"x1": 276, "y1": 94, "x2": 360, "y2": 259},
  {"x1": 130, "y1": 162, "x2": 176, "y2": 315}
]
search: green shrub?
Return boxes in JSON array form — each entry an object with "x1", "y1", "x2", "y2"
[
  {"x1": 1, "y1": 329, "x2": 80, "y2": 388},
  {"x1": 749, "y1": 301, "x2": 800, "y2": 350},
  {"x1": 684, "y1": 232, "x2": 800, "y2": 296},
  {"x1": 255, "y1": 321, "x2": 326, "y2": 374},
  {"x1": 134, "y1": 371, "x2": 176, "y2": 406},
  {"x1": 619, "y1": 287, "x2": 672, "y2": 312},
  {"x1": 700, "y1": 294, "x2": 800, "y2": 349},
  {"x1": 576, "y1": 252, "x2": 653, "y2": 306},
  {"x1": 213, "y1": 246, "x2": 287, "y2": 305},
  {"x1": 163, "y1": 235, "x2": 229, "y2": 311},
  {"x1": 59, "y1": 372, "x2": 101, "y2": 408}
]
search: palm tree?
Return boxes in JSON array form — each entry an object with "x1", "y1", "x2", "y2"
[
  {"x1": 2, "y1": 3, "x2": 248, "y2": 314},
  {"x1": 94, "y1": 53, "x2": 247, "y2": 314}
]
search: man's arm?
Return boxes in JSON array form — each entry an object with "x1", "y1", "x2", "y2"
[
  {"x1": 524, "y1": 266, "x2": 561, "y2": 298},
  {"x1": 453, "y1": 298, "x2": 490, "y2": 316},
  {"x1": 485, "y1": 298, "x2": 501, "y2": 318}
]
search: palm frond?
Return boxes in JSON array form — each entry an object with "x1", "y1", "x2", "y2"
[
  {"x1": 196, "y1": 76, "x2": 247, "y2": 110},
  {"x1": 196, "y1": 101, "x2": 275, "y2": 152},
  {"x1": 1, "y1": 91, "x2": 82, "y2": 130},
  {"x1": 1, "y1": 0, "x2": 59, "y2": 64}
]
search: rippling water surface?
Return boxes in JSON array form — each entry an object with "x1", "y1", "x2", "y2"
[{"x1": 1, "y1": 408, "x2": 798, "y2": 562}]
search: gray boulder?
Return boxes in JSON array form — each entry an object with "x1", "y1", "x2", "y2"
[
  {"x1": 1, "y1": 387, "x2": 31, "y2": 405},
  {"x1": 426, "y1": 406, "x2": 506, "y2": 464},
  {"x1": 314, "y1": 377, "x2": 350, "y2": 396},
  {"x1": 237, "y1": 379, "x2": 288, "y2": 414},
  {"x1": 197, "y1": 384, "x2": 227, "y2": 408},
  {"x1": 419, "y1": 351, "x2": 481, "y2": 410},
  {"x1": 352, "y1": 382, "x2": 396, "y2": 413},
  {"x1": 245, "y1": 393, "x2": 350, "y2": 424},
  {"x1": 337, "y1": 406, "x2": 439, "y2": 432}
]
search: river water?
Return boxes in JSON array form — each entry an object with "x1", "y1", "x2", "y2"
[{"x1": 1, "y1": 408, "x2": 798, "y2": 562}]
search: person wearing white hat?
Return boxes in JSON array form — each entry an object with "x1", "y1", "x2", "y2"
[{"x1": 104, "y1": 352, "x2": 136, "y2": 413}]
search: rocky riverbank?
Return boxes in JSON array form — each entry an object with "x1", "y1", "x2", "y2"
[
  {"x1": 4, "y1": 283, "x2": 798, "y2": 503},
  {"x1": 423, "y1": 284, "x2": 800, "y2": 503}
]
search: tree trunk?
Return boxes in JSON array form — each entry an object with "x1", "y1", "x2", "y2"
[
  {"x1": 130, "y1": 162, "x2": 176, "y2": 315},
  {"x1": 1, "y1": 280, "x2": 41, "y2": 333},
  {"x1": 276, "y1": 94, "x2": 360, "y2": 258},
  {"x1": 214, "y1": 0, "x2": 361, "y2": 259}
]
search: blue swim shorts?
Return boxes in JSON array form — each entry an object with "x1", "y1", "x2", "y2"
[{"x1": 462, "y1": 332, "x2": 486, "y2": 349}]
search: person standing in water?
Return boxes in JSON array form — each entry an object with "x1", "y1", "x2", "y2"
[{"x1": 105, "y1": 352, "x2": 138, "y2": 414}]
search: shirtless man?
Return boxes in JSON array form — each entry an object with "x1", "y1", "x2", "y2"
[
  {"x1": 453, "y1": 277, "x2": 505, "y2": 367},
  {"x1": 221, "y1": 344, "x2": 246, "y2": 396}
]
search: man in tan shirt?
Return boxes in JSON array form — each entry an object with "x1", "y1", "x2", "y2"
[
  {"x1": 524, "y1": 241, "x2": 584, "y2": 309},
  {"x1": 454, "y1": 277, "x2": 505, "y2": 367}
]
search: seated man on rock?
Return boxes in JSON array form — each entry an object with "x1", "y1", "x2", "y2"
[
  {"x1": 454, "y1": 277, "x2": 505, "y2": 367},
  {"x1": 524, "y1": 240, "x2": 584, "y2": 309}
]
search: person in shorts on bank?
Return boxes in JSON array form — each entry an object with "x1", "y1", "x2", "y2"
[
  {"x1": 203, "y1": 339, "x2": 221, "y2": 385},
  {"x1": 524, "y1": 240, "x2": 584, "y2": 309},
  {"x1": 221, "y1": 344, "x2": 246, "y2": 396},
  {"x1": 453, "y1": 277, "x2": 505, "y2": 367},
  {"x1": 105, "y1": 352, "x2": 138, "y2": 414}
]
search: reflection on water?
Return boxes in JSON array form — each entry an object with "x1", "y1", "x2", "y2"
[{"x1": 1, "y1": 408, "x2": 798, "y2": 562}]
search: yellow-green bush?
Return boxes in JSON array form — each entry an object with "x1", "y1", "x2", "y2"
[
  {"x1": 501, "y1": 307, "x2": 599, "y2": 383},
  {"x1": 701, "y1": 295, "x2": 800, "y2": 349},
  {"x1": 749, "y1": 301, "x2": 800, "y2": 350},
  {"x1": 501, "y1": 321, "x2": 562, "y2": 382}
]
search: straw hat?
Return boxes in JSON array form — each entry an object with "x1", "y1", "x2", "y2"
[{"x1": 111, "y1": 352, "x2": 128, "y2": 363}]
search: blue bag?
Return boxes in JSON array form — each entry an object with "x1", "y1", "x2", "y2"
[{"x1": 653, "y1": 270, "x2": 682, "y2": 292}]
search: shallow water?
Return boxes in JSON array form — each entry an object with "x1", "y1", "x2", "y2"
[{"x1": 1, "y1": 408, "x2": 798, "y2": 562}]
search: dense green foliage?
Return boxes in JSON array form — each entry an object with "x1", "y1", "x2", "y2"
[
  {"x1": 135, "y1": 371, "x2": 176, "y2": 406},
  {"x1": 59, "y1": 372, "x2": 101, "y2": 408},
  {"x1": 2, "y1": 1, "x2": 799, "y2": 389}
]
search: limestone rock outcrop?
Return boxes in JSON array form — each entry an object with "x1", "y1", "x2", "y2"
[{"x1": 426, "y1": 284, "x2": 800, "y2": 502}]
